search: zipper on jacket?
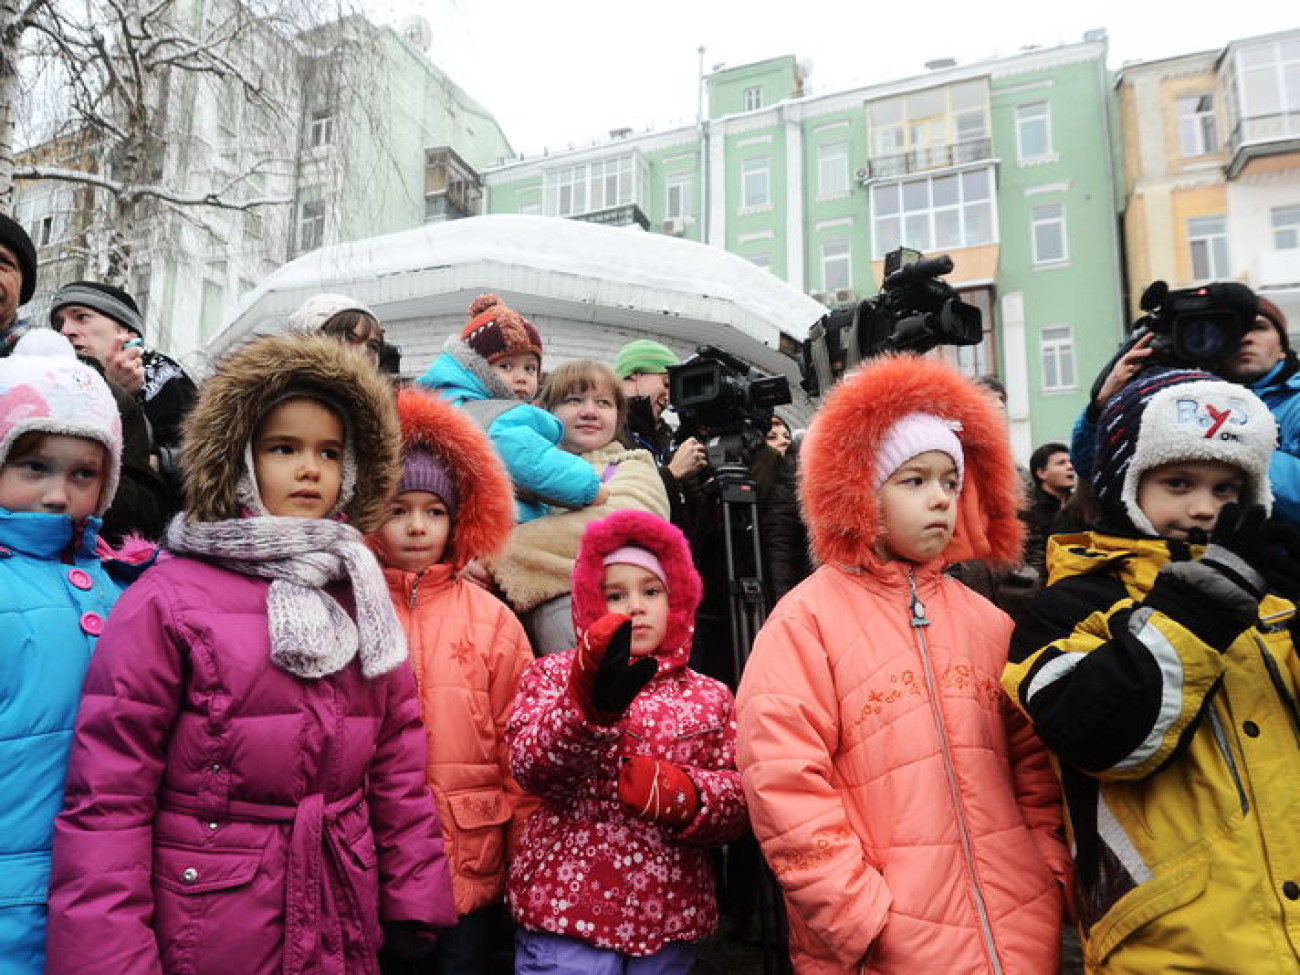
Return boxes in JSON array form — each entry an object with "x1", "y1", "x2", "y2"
[
  {"x1": 408, "y1": 571, "x2": 424, "y2": 610},
  {"x1": 1254, "y1": 635, "x2": 1300, "y2": 747},
  {"x1": 907, "y1": 568, "x2": 1005, "y2": 975},
  {"x1": 1206, "y1": 704, "x2": 1249, "y2": 815}
]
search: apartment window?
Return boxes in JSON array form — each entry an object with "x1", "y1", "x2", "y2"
[
  {"x1": 308, "y1": 106, "x2": 334, "y2": 148},
  {"x1": 546, "y1": 155, "x2": 638, "y2": 217},
  {"x1": 297, "y1": 199, "x2": 325, "y2": 252},
  {"x1": 1273, "y1": 205, "x2": 1300, "y2": 249},
  {"x1": 1016, "y1": 102, "x2": 1053, "y2": 162},
  {"x1": 821, "y1": 240, "x2": 852, "y2": 293},
  {"x1": 1239, "y1": 39, "x2": 1300, "y2": 118},
  {"x1": 744, "y1": 86, "x2": 763, "y2": 111},
  {"x1": 1189, "y1": 215, "x2": 1229, "y2": 279},
  {"x1": 665, "y1": 174, "x2": 692, "y2": 219},
  {"x1": 1177, "y1": 94, "x2": 1218, "y2": 157},
  {"x1": 817, "y1": 142, "x2": 849, "y2": 196},
  {"x1": 1040, "y1": 325, "x2": 1076, "y2": 392},
  {"x1": 742, "y1": 158, "x2": 770, "y2": 209},
  {"x1": 1031, "y1": 202, "x2": 1067, "y2": 264},
  {"x1": 872, "y1": 167, "x2": 994, "y2": 256}
]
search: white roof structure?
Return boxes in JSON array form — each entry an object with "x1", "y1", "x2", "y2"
[{"x1": 209, "y1": 215, "x2": 822, "y2": 416}]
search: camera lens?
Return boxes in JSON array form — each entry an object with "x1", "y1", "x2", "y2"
[{"x1": 1173, "y1": 315, "x2": 1236, "y2": 363}]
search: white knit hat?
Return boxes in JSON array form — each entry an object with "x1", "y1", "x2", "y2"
[
  {"x1": 873, "y1": 412, "x2": 965, "y2": 490},
  {"x1": 285, "y1": 293, "x2": 376, "y2": 333},
  {"x1": 1119, "y1": 378, "x2": 1277, "y2": 534},
  {"x1": 0, "y1": 329, "x2": 122, "y2": 515}
]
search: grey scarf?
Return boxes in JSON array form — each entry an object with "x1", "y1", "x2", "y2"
[{"x1": 165, "y1": 514, "x2": 406, "y2": 679}]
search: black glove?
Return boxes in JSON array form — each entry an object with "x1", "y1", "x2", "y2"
[
  {"x1": 380, "y1": 920, "x2": 438, "y2": 964},
  {"x1": 570, "y1": 614, "x2": 657, "y2": 723},
  {"x1": 1149, "y1": 503, "x2": 1266, "y2": 650},
  {"x1": 1255, "y1": 519, "x2": 1300, "y2": 601}
]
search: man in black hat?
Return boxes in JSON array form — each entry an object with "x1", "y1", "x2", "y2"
[
  {"x1": 0, "y1": 213, "x2": 39, "y2": 354},
  {"x1": 50, "y1": 281, "x2": 196, "y2": 460}
]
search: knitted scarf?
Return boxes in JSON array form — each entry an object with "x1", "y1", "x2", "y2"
[{"x1": 165, "y1": 514, "x2": 406, "y2": 680}]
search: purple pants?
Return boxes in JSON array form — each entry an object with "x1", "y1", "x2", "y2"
[{"x1": 514, "y1": 928, "x2": 696, "y2": 974}]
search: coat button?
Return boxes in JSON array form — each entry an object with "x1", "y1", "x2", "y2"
[
  {"x1": 182, "y1": 867, "x2": 199, "y2": 884},
  {"x1": 79, "y1": 612, "x2": 104, "y2": 636},
  {"x1": 1244, "y1": 721, "x2": 1261, "y2": 738},
  {"x1": 68, "y1": 568, "x2": 93, "y2": 591},
  {"x1": 208, "y1": 822, "x2": 219, "y2": 831},
  {"x1": 210, "y1": 763, "x2": 222, "y2": 773},
  {"x1": 1285, "y1": 882, "x2": 1300, "y2": 901}
]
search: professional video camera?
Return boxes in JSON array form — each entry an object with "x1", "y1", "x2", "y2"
[
  {"x1": 1131, "y1": 280, "x2": 1258, "y2": 368},
  {"x1": 668, "y1": 345, "x2": 792, "y2": 469},
  {"x1": 801, "y1": 246, "x2": 983, "y2": 398}
]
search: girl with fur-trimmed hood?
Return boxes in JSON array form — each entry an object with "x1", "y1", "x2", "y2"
[
  {"x1": 507, "y1": 510, "x2": 747, "y2": 974},
  {"x1": 367, "y1": 387, "x2": 535, "y2": 972},
  {"x1": 46, "y1": 334, "x2": 455, "y2": 975},
  {"x1": 735, "y1": 356, "x2": 1069, "y2": 975}
]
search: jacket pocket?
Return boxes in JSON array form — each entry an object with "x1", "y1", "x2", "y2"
[
  {"x1": 341, "y1": 826, "x2": 378, "y2": 871},
  {"x1": 446, "y1": 788, "x2": 510, "y2": 878},
  {"x1": 1086, "y1": 856, "x2": 1208, "y2": 967},
  {"x1": 0, "y1": 851, "x2": 50, "y2": 907},
  {"x1": 154, "y1": 844, "x2": 263, "y2": 895}
]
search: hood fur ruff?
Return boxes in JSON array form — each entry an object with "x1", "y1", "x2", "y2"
[
  {"x1": 389, "y1": 387, "x2": 515, "y2": 570},
  {"x1": 571, "y1": 510, "x2": 702, "y2": 673},
  {"x1": 181, "y1": 334, "x2": 400, "y2": 532},
  {"x1": 801, "y1": 355, "x2": 1024, "y2": 569}
]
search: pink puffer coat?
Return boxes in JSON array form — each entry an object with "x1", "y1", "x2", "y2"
[{"x1": 46, "y1": 559, "x2": 456, "y2": 975}]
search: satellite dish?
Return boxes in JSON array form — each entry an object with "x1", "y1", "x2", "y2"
[{"x1": 399, "y1": 14, "x2": 433, "y2": 52}]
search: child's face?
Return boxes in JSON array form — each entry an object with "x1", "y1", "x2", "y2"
[
  {"x1": 602, "y1": 563, "x2": 669, "y2": 657},
  {"x1": 492, "y1": 353, "x2": 540, "y2": 401},
  {"x1": 0, "y1": 433, "x2": 108, "y2": 520},
  {"x1": 1136, "y1": 459, "x2": 1244, "y2": 540},
  {"x1": 874, "y1": 450, "x2": 960, "y2": 564},
  {"x1": 252, "y1": 397, "x2": 344, "y2": 519},
  {"x1": 373, "y1": 490, "x2": 451, "y2": 573},
  {"x1": 555, "y1": 383, "x2": 619, "y2": 454}
]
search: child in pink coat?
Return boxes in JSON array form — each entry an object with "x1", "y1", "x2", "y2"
[
  {"x1": 507, "y1": 510, "x2": 747, "y2": 974},
  {"x1": 736, "y1": 356, "x2": 1069, "y2": 974}
]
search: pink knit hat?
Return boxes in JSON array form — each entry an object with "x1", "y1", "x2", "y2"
[
  {"x1": 872, "y1": 412, "x2": 965, "y2": 490},
  {"x1": 602, "y1": 544, "x2": 668, "y2": 591}
]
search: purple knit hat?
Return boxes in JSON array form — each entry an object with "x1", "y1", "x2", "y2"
[
  {"x1": 398, "y1": 447, "x2": 458, "y2": 518},
  {"x1": 873, "y1": 412, "x2": 965, "y2": 490}
]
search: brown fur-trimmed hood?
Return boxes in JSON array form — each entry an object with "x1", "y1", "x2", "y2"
[
  {"x1": 384, "y1": 387, "x2": 515, "y2": 570},
  {"x1": 181, "y1": 334, "x2": 399, "y2": 531},
  {"x1": 800, "y1": 355, "x2": 1024, "y2": 569}
]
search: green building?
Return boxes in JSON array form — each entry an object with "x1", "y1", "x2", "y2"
[{"x1": 484, "y1": 35, "x2": 1127, "y2": 456}]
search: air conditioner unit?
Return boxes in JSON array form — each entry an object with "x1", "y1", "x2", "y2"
[
  {"x1": 810, "y1": 291, "x2": 829, "y2": 305},
  {"x1": 855, "y1": 166, "x2": 871, "y2": 182},
  {"x1": 834, "y1": 288, "x2": 857, "y2": 304},
  {"x1": 661, "y1": 217, "x2": 687, "y2": 236}
]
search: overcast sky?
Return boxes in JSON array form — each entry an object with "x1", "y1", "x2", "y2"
[{"x1": 365, "y1": 1, "x2": 1298, "y2": 159}]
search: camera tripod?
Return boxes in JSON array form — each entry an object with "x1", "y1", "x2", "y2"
[{"x1": 702, "y1": 448, "x2": 793, "y2": 975}]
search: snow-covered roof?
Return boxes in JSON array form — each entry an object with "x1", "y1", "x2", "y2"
[{"x1": 211, "y1": 215, "x2": 823, "y2": 394}]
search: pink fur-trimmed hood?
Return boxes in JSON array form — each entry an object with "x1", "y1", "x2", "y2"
[{"x1": 570, "y1": 510, "x2": 702, "y2": 672}]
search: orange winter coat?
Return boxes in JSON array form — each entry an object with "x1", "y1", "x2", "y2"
[
  {"x1": 735, "y1": 356, "x2": 1069, "y2": 975},
  {"x1": 374, "y1": 388, "x2": 537, "y2": 917}
]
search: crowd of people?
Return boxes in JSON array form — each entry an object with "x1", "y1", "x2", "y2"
[{"x1": 3, "y1": 204, "x2": 1300, "y2": 975}]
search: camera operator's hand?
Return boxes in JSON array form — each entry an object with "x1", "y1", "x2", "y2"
[
  {"x1": 1094, "y1": 331, "x2": 1155, "y2": 410},
  {"x1": 667, "y1": 437, "x2": 708, "y2": 481}
]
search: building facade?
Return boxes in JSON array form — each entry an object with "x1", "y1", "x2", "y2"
[
  {"x1": 11, "y1": 7, "x2": 512, "y2": 370},
  {"x1": 483, "y1": 37, "x2": 1128, "y2": 455},
  {"x1": 1117, "y1": 28, "x2": 1300, "y2": 332}
]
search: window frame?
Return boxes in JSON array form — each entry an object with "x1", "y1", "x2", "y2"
[
  {"x1": 741, "y1": 157, "x2": 771, "y2": 209},
  {"x1": 820, "y1": 239, "x2": 852, "y2": 293},
  {"x1": 1177, "y1": 94, "x2": 1218, "y2": 157},
  {"x1": 1031, "y1": 201, "x2": 1068, "y2": 265},
  {"x1": 744, "y1": 86, "x2": 763, "y2": 112},
  {"x1": 1016, "y1": 101, "x2": 1054, "y2": 163},
  {"x1": 1040, "y1": 323, "x2": 1077, "y2": 393},
  {"x1": 1188, "y1": 215, "x2": 1229, "y2": 279},
  {"x1": 816, "y1": 142, "x2": 850, "y2": 197},
  {"x1": 1272, "y1": 204, "x2": 1300, "y2": 249},
  {"x1": 870, "y1": 166, "x2": 995, "y2": 257}
]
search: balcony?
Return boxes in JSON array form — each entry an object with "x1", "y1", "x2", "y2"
[
  {"x1": 424, "y1": 147, "x2": 482, "y2": 223},
  {"x1": 1254, "y1": 247, "x2": 1300, "y2": 289},
  {"x1": 862, "y1": 138, "x2": 993, "y2": 181},
  {"x1": 568, "y1": 203, "x2": 650, "y2": 231},
  {"x1": 1227, "y1": 113, "x2": 1300, "y2": 179}
]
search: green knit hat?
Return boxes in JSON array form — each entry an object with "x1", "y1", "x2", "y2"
[{"x1": 614, "y1": 339, "x2": 678, "y2": 379}]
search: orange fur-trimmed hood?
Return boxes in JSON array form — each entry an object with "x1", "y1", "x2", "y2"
[
  {"x1": 800, "y1": 355, "x2": 1024, "y2": 569},
  {"x1": 388, "y1": 387, "x2": 514, "y2": 570}
]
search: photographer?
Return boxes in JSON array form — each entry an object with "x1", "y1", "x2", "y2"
[{"x1": 1071, "y1": 286, "x2": 1300, "y2": 524}]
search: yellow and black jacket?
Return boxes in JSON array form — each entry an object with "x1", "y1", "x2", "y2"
[{"x1": 1003, "y1": 531, "x2": 1300, "y2": 973}]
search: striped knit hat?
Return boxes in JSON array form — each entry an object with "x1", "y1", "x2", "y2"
[{"x1": 1093, "y1": 366, "x2": 1277, "y2": 534}]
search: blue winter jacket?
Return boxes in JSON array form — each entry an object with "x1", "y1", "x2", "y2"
[
  {"x1": 1071, "y1": 357, "x2": 1300, "y2": 524},
  {"x1": 417, "y1": 345, "x2": 601, "y2": 522},
  {"x1": 0, "y1": 509, "x2": 131, "y2": 974}
]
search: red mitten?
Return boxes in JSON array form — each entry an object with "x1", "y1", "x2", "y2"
[
  {"x1": 568, "y1": 613, "x2": 655, "y2": 724},
  {"x1": 618, "y1": 756, "x2": 699, "y2": 828}
]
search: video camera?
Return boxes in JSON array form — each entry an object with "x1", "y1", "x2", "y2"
[
  {"x1": 1124, "y1": 280, "x2": 1258, "y2": 369},
  {"x1": 800, "y1": 246, "x2": 983, "y2": 398},
  {"x1": 668, "y1": 345, "x2": 792, "y2": 469}
]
